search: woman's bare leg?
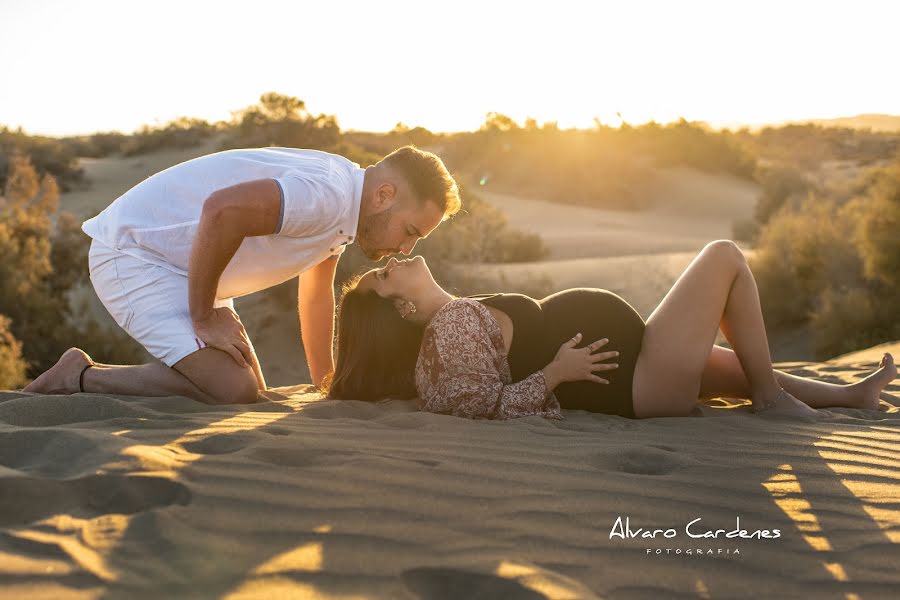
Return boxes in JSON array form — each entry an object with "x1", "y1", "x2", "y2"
[
  {"x1": 632, "y1": 240, "x2": 817, "y2": 418},
  {"x1": 698, "y1": 345, "x2": 897, "y2": 410}
]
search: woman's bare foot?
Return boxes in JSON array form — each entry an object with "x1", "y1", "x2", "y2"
[
  {"x1": 848, "y1": 352, "x2": 897, "y2": 410},
  {"x1": 22, "y1": 348, "x2": 93, "y2": 394},
  {"x1": 752, "y1": 387, "x2": 823, "y2": 419}
]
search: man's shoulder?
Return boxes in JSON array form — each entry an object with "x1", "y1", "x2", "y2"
[
  {"x1": 261, "y1": 147, "x2": 357, "y2": 168},
  {"x1": 262, "y1": 148, "x2": 358, "y2": 187}
]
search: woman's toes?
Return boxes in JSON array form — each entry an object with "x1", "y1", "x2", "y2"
[{"x1": 853, "y1": 353, "x2": 897, "y2": 410}]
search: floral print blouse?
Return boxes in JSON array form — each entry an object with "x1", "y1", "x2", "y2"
[{"x1": 414, "y1": 298, "x2": 564, "y2": 420}]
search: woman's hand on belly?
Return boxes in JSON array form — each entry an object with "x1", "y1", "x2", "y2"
[{"x1": 543, "y1": 333, "x2": 620, "y2": 389}]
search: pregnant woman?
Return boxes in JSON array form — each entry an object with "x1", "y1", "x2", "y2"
[{"x1": 325, "y1": 240, "x2": 896, "y2": 420}]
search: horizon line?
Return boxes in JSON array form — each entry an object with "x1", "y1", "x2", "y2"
[{"x1": 4, "y1": 112, "x2": 900, "y2": 140}]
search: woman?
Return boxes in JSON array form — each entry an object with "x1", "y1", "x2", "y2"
[{"x1": 325, "y1": 240, "x2": 896, "y2": 420}]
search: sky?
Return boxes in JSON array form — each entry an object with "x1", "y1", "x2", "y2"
[{"x1": 2, "y1": 0, "x2": 898, "y2": 136}]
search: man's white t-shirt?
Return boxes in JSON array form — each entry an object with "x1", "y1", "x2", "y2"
[{"x1": 82, "y1": 148, "x2": 363, "y2": 299}]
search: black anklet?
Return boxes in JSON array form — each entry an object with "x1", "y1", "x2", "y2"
[{"x1": 79, "y1": 364, "x2": 94, "y2": 393}]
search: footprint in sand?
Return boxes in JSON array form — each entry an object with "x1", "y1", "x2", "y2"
[
  {"x1": 401, "y1": 565, "x2": 599, "y2": 600},
  {"x1": 180, "y1": 432, "x2": 263, "y2": 455},
  {"x1": 649, "y1": 444, "x2": 677, "y2": 452},
  {"x1": 262, "y1": 426, "x2": 291, "y2": 436},
  {"x1": 401, "y1": 567, "x2": 547, "y2": 600},
  {"x1": 619, "y1": 447, "x2": 695, "y2": 475},
  {"x1": 591, "y1": 446, "x2": 697, "y2": 475},
  {"x1": 248, "y1": 447, "x2": 354, "y2": 467}
]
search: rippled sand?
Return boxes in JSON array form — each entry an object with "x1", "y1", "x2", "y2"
[{"x1": 1, "y1": 343, "x2": 898, "y2": 598}]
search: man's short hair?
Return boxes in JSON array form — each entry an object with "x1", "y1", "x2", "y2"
[{"x1": 377, "y1": 146, "x2": 460, "y2": 220}]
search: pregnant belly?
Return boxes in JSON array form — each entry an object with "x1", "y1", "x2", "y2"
[{"x1": 539, "y1": 288, "x2": 646, "y2": 417}]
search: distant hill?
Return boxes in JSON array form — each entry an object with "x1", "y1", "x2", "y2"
[
  {"x1": 793, "y1": 114, "x2": 900, "y2": 132},
  {"x1": 713, "y1": 113, "x2": 900, "y2": 133}
]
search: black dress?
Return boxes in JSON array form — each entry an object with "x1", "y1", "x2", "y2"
[{"x1": 466, "y1": 289, "x2": 645, "y2": 418}]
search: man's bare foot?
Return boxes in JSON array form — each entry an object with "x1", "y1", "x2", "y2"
[
  {"x1": 752, "y1": 387, "x2": 823, "y2": 419},
  {"x1": 849, "y1": 352, "x2": 897, "y2": 410},
  {"x1": 22, "y1": 348, "x2": 93, "y2": 394}
]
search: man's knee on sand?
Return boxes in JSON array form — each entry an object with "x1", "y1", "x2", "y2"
[{"x1": 174, "y1": 348, "x2": 259, "y2": 405}]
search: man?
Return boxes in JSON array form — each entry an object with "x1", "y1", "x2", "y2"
[{"x1": 25, "y1": 146, "x2": 460, "y2": 404}]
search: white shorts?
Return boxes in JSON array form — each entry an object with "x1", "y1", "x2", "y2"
[{"x1": 88, "y1": 239, "x2": 236, "y2": 367}]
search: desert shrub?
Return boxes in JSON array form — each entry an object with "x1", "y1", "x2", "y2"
[
  {"x1": 122, "y1": 117, "x2": 216, "y2": 156},
  {"x1": 0, "y1": 154, "x2": 143, "y2": 382},
  {"x1": 752, "y1": 195, "x2": 863, "y2": 327},
  {"x1": 751, "y1": 159, "x2": 900, "y2": 359},
  {"x1": 731, "y1": 217, "x2": 758, "y2": 242},
  {"x1": 810, "y1": 286, "x2": 898, "y2": 360},
  {"x1": 221, "y1": 92, "x2": 340, "y2": 151},
  {"x1": 0, "y1": 315, "x2": 27, "y2": 389},
  {"x1": 854, "y1": 161, "x2": 900, "y2": 290},
  {"x1": 0, "y1": 126, "x2": 85, "y2": 191},
  {"x1": 344, "y1": 125, "x2": 442, "y2": 158},
  {"x1": 736, "y1": 123, "x2": 900, "y2": 171},
  {"x1": 753, "y1": 164, "x2": 811, "y2": 226},
  {"x1": 636, "y1": 118, "x2": 757, "y2": 178},
  {"x1": 60, "y1": 131, "x2": 129, "y2": 158}
]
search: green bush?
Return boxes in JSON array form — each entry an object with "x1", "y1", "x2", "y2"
[
  {"x1": 753, "y1": 164, "x2": 811, "y2": 226},
  {"x1": 220, "y1": 92, "x2": 340, "y2": 152},
  {"x1": 810, "y1": 286, "x2": 898, "y2": 360},
  {"x1": 122, "y1": 117, "x2": 216, "y2": 156},
  {"x1": 0, "y1": 315, "x2": 27, "y2": 389},
  {"x1": 736, "y1": 123, "x2": 900, "y2": 171},
  {"x1": 751, "y1": 159, "x2": 900, "y2": 359},
  {"x1": 60, "y1": 131, "x2": 129, "y2": 158},
  {"x1": 0, "y1": 126, "x2": 85, "y2": 191},
  {"x1": 0, "y1": 154, "x2": 143, "y2": 380}
]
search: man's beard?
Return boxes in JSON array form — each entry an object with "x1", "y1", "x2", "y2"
[{"x1": 359, "y1": 210, "x2": 392, "y2": 260}]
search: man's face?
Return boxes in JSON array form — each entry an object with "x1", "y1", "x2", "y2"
[{"x1": 357, "y1": 196, "x2": 445, "y2": 261}]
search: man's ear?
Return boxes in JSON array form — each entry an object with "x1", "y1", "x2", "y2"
[{"x1": 375, "y1": 182, "x2": 398, "y2": 210}]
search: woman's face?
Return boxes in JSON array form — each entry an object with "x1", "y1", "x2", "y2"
[{"x1": 355, "y1": 255, "x2": 431, "y2": 300}]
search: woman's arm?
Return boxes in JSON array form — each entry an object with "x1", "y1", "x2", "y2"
[{"x1": 416, "y1": 300, "x2": 563, "y2": 420}]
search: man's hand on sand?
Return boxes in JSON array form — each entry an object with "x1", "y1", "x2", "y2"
[{"x1": 193, "y1": 307, "x2": 253, "y2": 368}]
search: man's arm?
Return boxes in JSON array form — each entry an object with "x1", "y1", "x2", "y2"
[
  {"x1": 189, "y1": 179, "x2": 281, "y2": 367},
  {"x1": 297, "y1": 254, "x2": 340, "y2": 388}
]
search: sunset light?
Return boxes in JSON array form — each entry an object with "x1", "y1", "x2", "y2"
[{"x1": 3, "y1": 0, "x2": 899, "y2": 136}]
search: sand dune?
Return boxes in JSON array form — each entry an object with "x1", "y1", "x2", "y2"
[
  {"x1": 478, "y1": 165, "x2": 759, "y2": 260},
  {"x1": 2, "y1": 344, "x2": 898, "y2": 598}
]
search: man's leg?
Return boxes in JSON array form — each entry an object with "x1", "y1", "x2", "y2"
[
  {"x1": 29, "y1": 241, "x2": 262, "y2": 404},
  {"x1": 24, "y1": 347, "x2": 258, "y2": 404},
  {"x1": 88, "y1": 348, "x2": 260, "y2": 404}
]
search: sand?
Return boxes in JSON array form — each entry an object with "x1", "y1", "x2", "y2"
[{"x1": 2, "y1": 342, "x2": 899, "y2": 599}]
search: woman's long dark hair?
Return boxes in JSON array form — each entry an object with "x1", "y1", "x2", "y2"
[{"x1": 324, "y1": 274, "x2": 425, "y2": 401}]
